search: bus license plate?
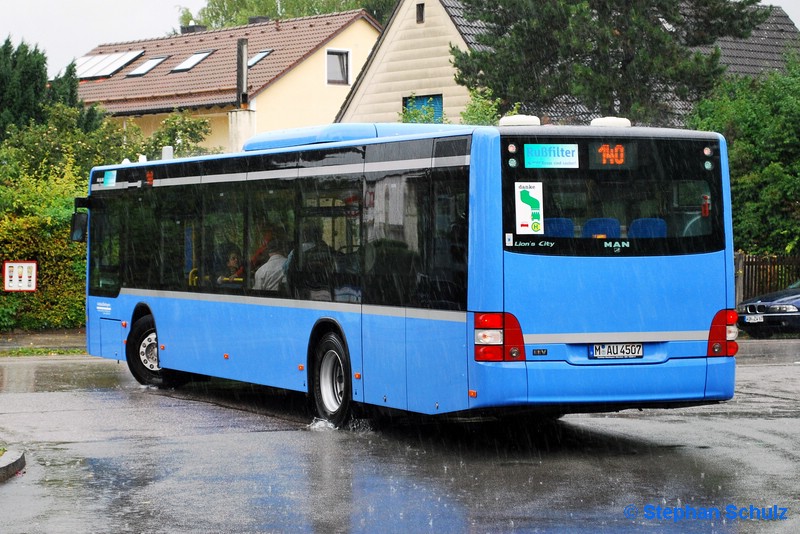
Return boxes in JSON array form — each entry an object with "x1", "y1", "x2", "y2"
[
  {"x1": 744, "y1": 315, "x2": 764, "y2": 323},
  {"x1": 591, "y1": 343, "x2": 643, "y2": 359}
]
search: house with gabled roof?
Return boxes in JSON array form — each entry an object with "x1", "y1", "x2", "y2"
[
  {"x1": 336, "y1": 0, "x2": 474, "y2": 124},
  {"x1": 336, "y1": 1, "x2": 800, "y2": 125},
  {"x1": 77, "y1": 10, "x2": 381, "y2": 152}
]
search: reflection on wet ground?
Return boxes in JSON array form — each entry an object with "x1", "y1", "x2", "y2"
[{"x1": 1, "y1": 355, "x2": 798, "y2": 533}]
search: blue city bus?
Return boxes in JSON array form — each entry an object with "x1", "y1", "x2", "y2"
[{"x1": 72, "y1": 117, "x2": 739, "y2": 426}]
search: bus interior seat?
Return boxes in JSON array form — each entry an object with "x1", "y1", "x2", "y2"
[
  {"x1": 544, "y1": 218, "x2": 574, "y2": 237},
  {"x1": 287, "y1": 242, "x2": 336, "y2": 300},
  {"x1": 581, "y1": 217, "x2": 621, "y2": 238},
  {"x1": 628, "y1": 217, "x2": 667, "y2": 238}
]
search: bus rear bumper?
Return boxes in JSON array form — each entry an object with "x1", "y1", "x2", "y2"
[{"x1": 468, "y1": 357, "x2": 735, "y2": 410}]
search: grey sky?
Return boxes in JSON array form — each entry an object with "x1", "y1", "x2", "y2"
[{"x1": 1, "y1": 1, "x2": 798, "y2": 79}]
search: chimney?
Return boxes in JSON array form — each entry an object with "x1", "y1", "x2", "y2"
[
  {"x1": 180, "y1": 24, "x2": 207, "y2": 34},
  {"x1": 237, "y1": 39, "x2": 248, "y2": 109}
]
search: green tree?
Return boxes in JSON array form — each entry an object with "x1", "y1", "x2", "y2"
[
  {"x1": 1, "y1": 103, "x2": 143, "y2": 183},
  {"x1": 0, "y1": 42, "x2": 217, "y2": 331},
  {"x1": 44, "y1": 62, "x2": 106, "y2": 134},
  {"x1": 687, "y1": 58, "x2": 800, "y2": 254},
  {"x1": 140, "y1": 111, "x2": 218, "y2": 160},
  {"x1": 180, "y1": 0, "x2": 395, "y2": 27},
  {"x1": 0, "y1": 106, "x2": 217, "y2": 330},
  {"x1": 460, "y1": 88, "x2": 520, "y2": 126},
  {"x1": 451, "y1": 0, "x2": 768, "y2": 125},
  {"x1": 0, "y1": 144, "x2": 89, "y2": 330},
  {"x1": 0, "y1": 99, "x2": 144, "y2": 331},
  {"x1": 0, "y1": 37, "x2": 49, "y2": 141},
  {"x1": 46, "y1": 63, "x2": 79, "y2": 108}
]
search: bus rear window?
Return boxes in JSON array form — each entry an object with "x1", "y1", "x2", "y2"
[{"x1": 502, "y1": 136, "x2": 725, "y2": 256}]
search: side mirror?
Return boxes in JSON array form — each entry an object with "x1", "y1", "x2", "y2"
[{"x1": 71, "y1": 212, "x2": 88, "y2": 242}]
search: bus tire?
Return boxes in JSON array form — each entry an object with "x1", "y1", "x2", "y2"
[
  {"x1": 126, "y1": 315, "x2": 187, "y2": 388},
  {"x1": 312, "y1": 332, "x2": 352, "y2": 428}
]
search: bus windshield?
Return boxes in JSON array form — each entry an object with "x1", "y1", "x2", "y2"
[{"x1": 502, "y1": 135, "x2": 725, "y2": 256}]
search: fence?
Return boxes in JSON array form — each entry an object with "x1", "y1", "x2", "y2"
[{"x1": 735, "y1": 253, "x2": 800, "y2": 303}]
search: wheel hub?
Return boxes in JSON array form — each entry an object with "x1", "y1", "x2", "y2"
[
  {"x1": 320, "y1": 349, "x2": 344, "y2": 413},
  {"x1": 138, "y1": 333, "x2": 161, "y2": 371}
]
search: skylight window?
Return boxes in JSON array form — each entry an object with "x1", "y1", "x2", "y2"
[
  {"x1": 76, "y1": 50, "x2": 144, "y2": 79},
  {"x1": 172, "y1": 50, "x2": 214, "y2": 72},
  {"x1": 248, "y1": 49, "x2": 273, "y2": 68},
  {"x1": 127, "y1": 56, "x2": 168, "y2": 77}
]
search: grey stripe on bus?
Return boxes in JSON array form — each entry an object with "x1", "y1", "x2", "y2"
[{"x1": 119, "y1": 288, "x2": 467, "y2": 323}]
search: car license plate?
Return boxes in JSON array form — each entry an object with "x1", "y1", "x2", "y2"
[
  {"x1": 744, "y1": 315, "x2": 764, "y2": 323},
  {"x1": 591, "y1": 343, "x2": 643, "y2": 359}
]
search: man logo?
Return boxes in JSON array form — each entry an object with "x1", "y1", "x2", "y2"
[{"x1": 604, "y1": 241, "x2": 630, "y2": 253}]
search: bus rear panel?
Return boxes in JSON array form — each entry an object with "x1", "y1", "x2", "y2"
[{"x1": 466, "y1": 126, "x2": 736, "y2": 414}]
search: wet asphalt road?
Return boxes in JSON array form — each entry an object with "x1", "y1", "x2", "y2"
[{"x1": 0, "y1": 342, "x2": 798, "y2": 533}]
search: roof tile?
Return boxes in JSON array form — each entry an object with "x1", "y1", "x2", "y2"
[{"x1": 78, "y1": 10, "x2": 380, "y2": 115}]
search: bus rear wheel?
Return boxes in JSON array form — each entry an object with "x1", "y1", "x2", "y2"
[
  {"x1": 312, "y1": 332, "x2": 352, "y2": 428},
  {"x1": 126, "y1": 315, "x2": 187, "y2": 388}
]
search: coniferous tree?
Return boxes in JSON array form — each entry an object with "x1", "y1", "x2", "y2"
[
  {"x1": 0, "y1": 37, "x2": 49, "y2": 141},
  {"x1": 451, "y1": 0, "x2": 769, "y2": 125}
]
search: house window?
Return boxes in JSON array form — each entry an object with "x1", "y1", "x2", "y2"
[
  {"x1": 416, "y1": 3, "x2": 425, "y2": 24},
  {"x1": 326, "y1": 50, "x2": 349, "y2": 85},
  {"x1": 127, "y1": 56, "x2": 168, "y2": 77},
  {"x1": 248, "y1": 49, "x2": 273, "y2": 68},
  {"x1": 402, "y1": 94, "x2": 444, "y2": 122},
  {"x1": 172, "y1": 50, "x2": 214, "y2": 72}
]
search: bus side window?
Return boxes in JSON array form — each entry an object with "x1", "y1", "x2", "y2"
[
  {"x1": 363, "y1": 168, "x2": 424, "y2": 307},
  {"x1": 419, "y1": 167, "x2": 468, "y2": 310},
  {"x1": 87, "y1": 198, "x2": 122, "y2": 296},
  {"x1": 247, "y1": 183, "x2": 294, "y2": 295},
  {"x1": 158, "y1": 185, "x2": 201, "y2": 291},
  {"x1": 200, "y1": 186, "x2": 246, "y2": 291},
  {"x1": 293, "y1": 219, "x2": 336, "y2": 300}
]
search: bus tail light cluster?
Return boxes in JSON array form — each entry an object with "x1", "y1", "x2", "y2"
[
  {"x1": 707, "y1": 310, "x2": 739, "y2": 357},
  {"x1": 474, "y1": 313, "x2": 525, "y2": 361}
]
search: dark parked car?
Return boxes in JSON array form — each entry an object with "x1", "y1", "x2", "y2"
[{"x1": 737, "y1": 280, "x2": 800, "y2": 338}]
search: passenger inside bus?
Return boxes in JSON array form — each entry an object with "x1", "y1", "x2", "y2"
[
  {"x1": 254, "y1": 239, "x2": 287, "y2": 291},
  {"x1": 216, "y1": 245, "x2": 243, "y2": 286},
  {"x1": 242, "y1": 224, "x2": 276, "y2": 275}
]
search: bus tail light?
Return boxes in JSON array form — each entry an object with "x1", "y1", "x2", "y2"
[
  {"x1": 707, "y1": 309, "x2": 738, "y2": 357},
  {"x1": 474, "y1": 313, "x2": 525, "y2": 362}
]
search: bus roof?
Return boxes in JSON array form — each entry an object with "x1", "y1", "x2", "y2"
[{"x1": 242, "y1": 123, "x2": 475, "y2": 151}]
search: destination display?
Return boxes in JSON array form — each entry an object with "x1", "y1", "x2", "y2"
[{"x1": 588, "y1": 141, "x2": 638, "y2": 170}]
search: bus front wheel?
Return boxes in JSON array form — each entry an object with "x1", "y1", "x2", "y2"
[
  {"x1": 126, "y1": 315, "x2": 187, "y2": 388},
  {"x1": 312, "y1": 332, "x2": 352, "y2": 428}
]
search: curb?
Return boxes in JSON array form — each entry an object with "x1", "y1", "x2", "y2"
[{"x1": 0, "y1": 450, "x2": 26, "y2": 482}]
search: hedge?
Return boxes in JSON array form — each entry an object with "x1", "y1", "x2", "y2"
[{"x1": 0, "y1": 214, "x2": 85, "y2": 330}]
